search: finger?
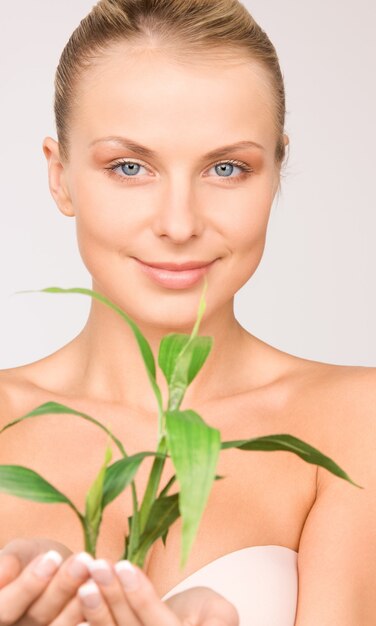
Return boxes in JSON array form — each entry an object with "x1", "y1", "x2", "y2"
[
  {"x1": 88, "y1": 559, "x2": 141, "y2": 626},
  {"x1": 201, "y1": 592, "x2": 240, "y2": 626},
  {"x1": 0, "y1": 537, "x2": 71, "y2": 588},
  {"x1": 0, "y1": 553, "x2": 22, "y2": 589},
  {"x1": 0, "y1": 538, "x2": 42, "y2": 571},
  {"x1": 0, "y1": 537, "x2": 70, "y2": 570},
  {"x1": 114, "y1": 560, "x2": 180, "y2": 626},
  {"x1": 78, "y1": 580, "x2": 116, "y2": 625},
  {"x1": 165, "y1": 587, "x2": 239, "y2": 626},
  {"x1": 49, "y1": 596, "x2": 85, "y2": 626},
  {"x1": 205, "y1": 608, "x2": 239, "y2": 626},
  {"x1": 0, "y1": 538, "x2": 39, "y2": 588},
  {"x1": 0, "y1": 550, "x2": 63, "y2": 625},
  {"x1": 26, "y1": 552, "x2": 93, "y2": 623}
]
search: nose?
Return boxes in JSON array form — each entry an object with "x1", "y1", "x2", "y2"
[{"x1": 152, "y1": 174, "x2": 204, "y2": 243}]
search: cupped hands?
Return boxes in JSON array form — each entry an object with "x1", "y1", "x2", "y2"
[{"x1": 0, "y1": 538, "x2": 239, "y2": 626}]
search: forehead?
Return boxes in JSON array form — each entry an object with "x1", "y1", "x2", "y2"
[{"x1": 71, "y1": 44, "x2": 277, "y2": 155}]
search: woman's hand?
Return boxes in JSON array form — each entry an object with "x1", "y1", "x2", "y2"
[
  {"x1": 0, "y1": 537, "x2": 73, "y2": 587},
  {"x1": 68, "y1": 558, "x2": 239, "y2": 626},
  {"x1": 0, "y1": 538, "x2": 93, "y2": 625}
]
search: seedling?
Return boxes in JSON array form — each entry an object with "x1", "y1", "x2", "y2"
[{"x1": 0, "y1": 279, "x2": 363, "y2": 569}]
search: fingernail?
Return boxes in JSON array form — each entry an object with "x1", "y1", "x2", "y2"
[
  {"x1": 33, "y1": 550, "x2": 63, "y2": 579},
  {"x1": 89, "y1": 559, "x2": 114, "y2": 585},
  {"x1": 67, "y1": 552, "x2": 94, "y2": 580},
  {"x1": 78, "y1": 580, "x2": 101, "y2": 609},
  {"x1": 115, "y1": 560, "x2": 139, "y2": 591}
]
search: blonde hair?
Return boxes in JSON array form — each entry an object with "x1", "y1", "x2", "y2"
[{"x1": 54, "y1": 0, "x2": 287, "y2": 166}]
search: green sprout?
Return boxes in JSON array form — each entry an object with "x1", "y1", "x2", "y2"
[{"x1": 0, "y1": 278, "x2": 363, "y2": 570}]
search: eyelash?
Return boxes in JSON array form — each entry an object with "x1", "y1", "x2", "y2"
[{"x1": 104, "y1": 158, "x2": 253, "y2": 185}]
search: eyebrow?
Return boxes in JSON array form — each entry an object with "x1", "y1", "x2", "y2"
[{"x1": 89, "y1": 136, "x2": 265, "y2": 160}]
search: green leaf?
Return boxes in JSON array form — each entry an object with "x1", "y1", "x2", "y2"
[
  {"x1": 165, "y1": 409, "x2": 221, "y2": 569},
  {"x1": 158, "y1": 474, "x2": 177, "y2": 498},
  {"x1": 15, "y1": 287, "x2": 163, "y2": 413},
  {"x1": 0, "y1": 401, "x2": 128, "y2": 458},
  {"x1": 164, "y1": 336, "x2": 213, "y2": 412},
  {"x1": 0, "y1": 465, "x2": 77, "y2": 508},
  {"x1": 190, "y1": 276, "x2": 208, "y2": 339},
  {"x1": 85, "y1": 444, "x2": 113, "y2": 551},
  {"x1": 221, "y1": 434, "x2": 363, "y2": 488},
  {"x1": 135, "y1": 493, "x2": 180, "y2": 559},
  {"x1": 158, "y1": 279, "x2": 212, "y2": 412},
  {"x1": 103, "y1": 452, "x2": 159, "y2": 508},
  {"x1": 86, "y1": 445, "x2": 113, "y2": 518},
  {"x1": 158, "y1": 334, "x2": 190, "y2": 383},
  {"x1": 159, "y1": 334, "x2": 213, "y2": 388}
]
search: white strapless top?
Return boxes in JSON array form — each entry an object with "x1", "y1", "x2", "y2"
[{"x1": 161, "y1": 545, "x2": 298, "y2": 625}]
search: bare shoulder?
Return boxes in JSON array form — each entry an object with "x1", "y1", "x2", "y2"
[
  {"x1": 0, "y1": 365, "x2": 42, "y2": 427},
  {"x1": 291, "y1": 362, "x2": 376, "y2": 624},
  {"x1": 288, "y1": 359, "x2": 376, "y2": 461},
  {"x1": 286, "y1": 357, "x2": 376, "y2": 417},
  {"x1": 0, "y1": 368, "x2": 14, "y2": 421},
  {"x1": 318, "y1": 363, "x2": 376, "y2": 486},
  {"x1": 304, "y1": 361, "x2": 376, "y2": 433}
]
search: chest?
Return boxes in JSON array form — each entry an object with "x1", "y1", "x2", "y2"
[{"x1": 0, "y1": 388, "x2": 317, "y2": 596}]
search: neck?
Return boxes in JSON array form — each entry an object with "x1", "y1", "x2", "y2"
[{"x1": 67, "y1": 288, "x2": 250, "y2": 414}]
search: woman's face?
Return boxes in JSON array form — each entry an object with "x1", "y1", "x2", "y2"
[{"x1": 45, "y1": 45, "x2": 284, "y2": 330}]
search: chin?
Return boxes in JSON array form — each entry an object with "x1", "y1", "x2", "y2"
[{"x1": 132, "y1": 298, "x2": 208, "y2": 333}]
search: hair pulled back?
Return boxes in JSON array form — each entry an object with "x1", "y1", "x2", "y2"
[{"x1": 54, "y1": 0, "x2": 287, "y2": 165}]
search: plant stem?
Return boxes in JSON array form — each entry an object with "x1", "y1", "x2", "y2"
[
  {"x1": 126, "y1": 483, "x2": 140, "y2": 558},
  {"x1": 138, "y1": 435, "x2": 168, "y2": 534},
  {"x1": 128, "y1": 542, "x2": 150, "y2": 568},
  {"x1": 80, "y1": 517, "x2": 96, "y2": 557}
]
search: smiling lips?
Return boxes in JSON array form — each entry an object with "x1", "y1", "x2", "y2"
[{"x1": 134, "y1": 257, "x2": 217, "y2": 289}]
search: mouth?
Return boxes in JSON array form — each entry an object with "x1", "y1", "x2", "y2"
[
  {"x1": 137, "y1": 259, "x2": 215, "y2": 270},
  {"x1": 133, "y1": 257, "x2": 218, "y2": 289}
]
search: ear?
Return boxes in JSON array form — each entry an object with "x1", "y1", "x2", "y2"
[{"x1": 42, "y1": 137, "x2": 75, "y2": 217}]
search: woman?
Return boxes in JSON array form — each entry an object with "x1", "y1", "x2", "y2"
[{"x1": 0, "y1": 0, "x2": 375, "y2": 624}]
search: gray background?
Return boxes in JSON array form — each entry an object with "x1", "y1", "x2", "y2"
[{"x1": 0, "y1": 0, "x2": 375, "y2": 368}]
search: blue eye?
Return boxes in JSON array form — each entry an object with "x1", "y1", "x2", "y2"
[
  {"x1": 214, "y1": 162, "x2": 240, "y2": 177},
  {"x1": 106, "y1": 158, "x2": 253, "y2": 184},
  {"x1": 114, "y1": 161, "x2": 147, "y2": 177},
  {"x1": 208, "y1": 160, "x2": 253, "y2": 183}
]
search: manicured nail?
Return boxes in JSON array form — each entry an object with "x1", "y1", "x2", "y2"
[
  {"x1": 78, "y1": 580, "x2": 101, "y2": 609},
  {"x1": 67, "y1": 552, "x2": 94, "y2": 580},
  {"x1": 33, "y1": 550, "x2": 63, "y2": 579},
  {"x1": 115, "y1": 560, "x2": 139, "y2": 591},
  {"x1": 89, "y1": 559, "x2": 114, "y2": 585}
]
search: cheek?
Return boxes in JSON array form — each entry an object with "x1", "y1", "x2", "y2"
[
  {"x1": 71, "y1": 173, "x2": 142, "y2": 257},
  {"x1": 221, "y1": 183, "x2": 272, "y2": 254},
  {"x1": 219, "y1": 184, "x2": 272, "y2": 288}
]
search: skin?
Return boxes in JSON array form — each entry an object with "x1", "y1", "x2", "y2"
[
  {"x1": 0, "y1": 42, "x2": 293, "y2": 624},
  {"x1": 4, "y1": 39, "x2": 375, "y2": 626},
  {"x1": 0, "y1": 539, "x2": 239, "y2": 625},
  {"x1": 41, "y1": 43, "x2": 288, "y2": 413}
]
